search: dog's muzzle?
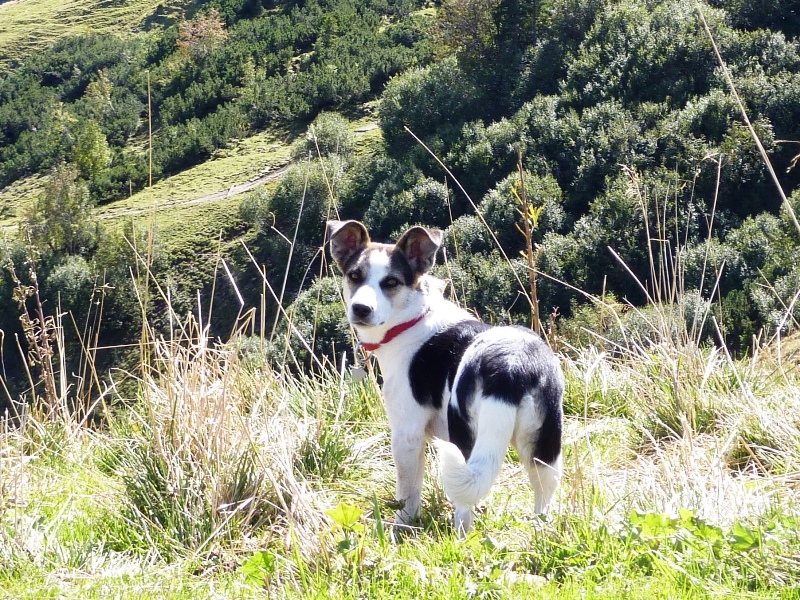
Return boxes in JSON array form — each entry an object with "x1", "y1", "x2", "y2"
[{"x1": 350, "y1": 302, "x2": 378, "y2": 326}]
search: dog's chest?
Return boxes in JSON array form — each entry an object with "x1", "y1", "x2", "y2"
[{"x1": 377, "y1": 354, "x2": 444, "y2": 435}]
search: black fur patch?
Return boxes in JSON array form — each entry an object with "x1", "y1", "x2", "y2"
[
  {"x1": 408, "y1": 320, "x2": 490, "y2": 409},
  {"x1": 447, "y1": 403, "x2": 474, "y2": 460},
  {"x1": 532, "y1": 375, "x2": 563, "y2": 466},
  {"x1": 412, "y1": 323, "x2": 563, "y2": 466},
  {"x1": 455, "y1": 326, "x2": 563, "y2": 466},
  {"x1": 387, "y1": 249, "x2": 416, "y2": 286},
  {"x1": 455, "y1": 327, "x2": 548, "y2": 406}
]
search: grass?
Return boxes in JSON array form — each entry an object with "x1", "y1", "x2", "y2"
[
  {"x1": 1, "y1": 277, "x2": 799, "y2": 598},
  {"x1": 0, "y1": 0, "x2": 196, "y2": 72}
]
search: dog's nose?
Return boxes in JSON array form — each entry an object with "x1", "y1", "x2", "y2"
[{"x1": 351, "y1": 303, "x2": 373, "y2": 320}]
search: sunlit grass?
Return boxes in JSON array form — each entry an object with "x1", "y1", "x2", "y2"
[
  {"x1": 0, "y1": 0, "x2": 194, "y2": 72},
  {"x1": 2, "y1": 299, "x2": 799, "y2": 598}
]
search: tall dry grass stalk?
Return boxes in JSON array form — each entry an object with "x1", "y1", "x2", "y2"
[
  {"x1": 107, "y1": 231, "x2": 339, "y2": 559},
  {"x1": 116, "y1": 312, "x2": 326, "y2": 558}
]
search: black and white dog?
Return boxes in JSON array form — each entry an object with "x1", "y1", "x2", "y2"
[{"x1": 327, "y1": 220, "x2": 564, "y2": 533}]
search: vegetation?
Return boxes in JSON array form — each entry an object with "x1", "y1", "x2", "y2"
[
  {"x1": 1, "y1": 0, "x2": 800, "y2": 596},
  {"x1": 1, "y1": 271, "x2": 799, "y2": 598}
]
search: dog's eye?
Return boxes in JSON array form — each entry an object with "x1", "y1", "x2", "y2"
[
  {"x1": 382, "y1": 277, "x2": 400, "y2": 289},
  {"x1": 347, "y1": 271, "x2": 362, "y2": 283}
]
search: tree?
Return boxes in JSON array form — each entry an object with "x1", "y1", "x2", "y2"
[
  {"x1": 177, "y1": 8, "x2": 228, "y2": 61},
  {"x1": 83, "y1": 68, "x2": 114, "y2": 120},
  {"x1": 21, "y1": 162, "x2": 100, "y2": 256},
  {"x1": 379, "y1": 57, "x2": 479, "y2": 154},
  {"x1": 290, "y1": 112, "x2": 356, "y2": 161},
  {"x1": 72, "y1": 121, "x2": 111, "y2": 181},
  {"x1": 436, "y1": 0, "x2": 548, "y2": 112}
]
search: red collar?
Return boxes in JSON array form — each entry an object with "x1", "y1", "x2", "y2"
[{"x1": 360, "y1": 310, "x2": 429, "y2": 352}]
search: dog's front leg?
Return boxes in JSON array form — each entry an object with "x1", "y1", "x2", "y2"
[{"x1": 391, "y1": 428, "x2": 427, "y2": 525}]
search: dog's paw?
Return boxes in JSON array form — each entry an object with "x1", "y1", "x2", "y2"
[{"x1": 453, "y1": 506, "x2": 474, "y2": 536}]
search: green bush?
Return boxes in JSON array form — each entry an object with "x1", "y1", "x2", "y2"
[
  {"x1": 21, "y1": 163, "x2": 101, "y2": 256},
  {"x1": 434, "y1": 253, "x2": 528, "y2": 325},
  {"x1": 242, "y1": 158, "x2": 349, "y2": 307},
  {"x1": 290, "y1": 112, "x2": 355, "y2": 161},
  {"x1": 363, "y1": 176, "x2": 452, "y2": 238},
  {"x1": 379, "y1": 57, "x2": 480, "y2": 154},
  {"x1": 283, "y1": 276, "x2": 352, "y2": 369},
  {"x1": 478, "y1": 170, "x2": 566, "y2": 254}
]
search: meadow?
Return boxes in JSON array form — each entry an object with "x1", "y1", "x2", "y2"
[
  {"x1": 1, "y1": 213, "x2": 799, "y2": 598},
  {"x1": 0, "y1": 0, "x2": 195, "y2": 70}
]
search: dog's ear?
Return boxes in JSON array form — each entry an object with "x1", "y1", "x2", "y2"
[
  {"x1": 395, "y1": 226, "x2": 443, "y2": 275},
  {"x1": 327, "y1": 220, "x2": 370, "y2": 269}
]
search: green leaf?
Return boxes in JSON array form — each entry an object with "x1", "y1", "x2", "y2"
[
  {"x1": 326, "y1": 503, "x2": 364, "y2": 530},
  {"x1": 729, "y1": 522, "x2": 760, "y2": 552},
  {"x1": 238, "y1": 550, "x2": 275, "y2": 586}
]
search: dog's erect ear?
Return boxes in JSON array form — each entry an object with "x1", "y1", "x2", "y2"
[
  {"x1": 395, "y1": 226, "x2": 443, "y2": 275},
  {"x1": 327, "y1": 220, "x2": 370, "y2": 269}
]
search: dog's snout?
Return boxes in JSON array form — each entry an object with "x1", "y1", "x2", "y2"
[{"x1": 351, "y1": 303, "x2": 373, "y2": 320}]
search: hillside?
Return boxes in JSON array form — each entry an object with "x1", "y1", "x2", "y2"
[
  {"x1": 0, "y1": 0, "x2": 797, "y2": 371},
  {"x1": 0, "y1": 0, "x2": 197, "y2": 70}
]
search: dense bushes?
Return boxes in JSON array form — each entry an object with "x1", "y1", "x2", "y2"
[{"x1": 0, "y1": 0, "x2": 433, "y2": 197}]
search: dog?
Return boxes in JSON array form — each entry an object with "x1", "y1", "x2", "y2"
[{"x1": 327, "y1": 219, "x2": 564, "y2": 534}]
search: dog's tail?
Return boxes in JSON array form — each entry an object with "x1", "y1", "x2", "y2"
[{"x1": 435, "y1": 400, "x2": 517, "y2": 507}]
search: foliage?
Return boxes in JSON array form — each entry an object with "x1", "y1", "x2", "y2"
[
  {"x1": 709, "y1": 0, "x2": 800, "y2": 38},
  {"x1": 243, "y1": 157, "x2": 348, "y2": 309},
  {"x1": 379, "y1": 57, "x2": 480, "y2": 155},
  {"x1": 363, "y1": 176, "x2": 453, "y2": 237},
  {"x1": 20, "y1": 163, "x2": 100, "y2": 256},
  {"x1": 177, "y1": 8, "x2": 229, "y2": 61},
  {"x1": 1, "y1": 0, "x2": 800, "y2": 407},
  {"x1": 291, "y1": 112, "x2": 356, "y2": 161},
  {"x1": 479, "y1": 170, "x2": 565, "y2": 253},
  {"x1": 0, "y1": 0, "x2": 434, "y2": 195},
  {"x1": 72, "y1": 121, "x2": 112, "y2": 181},
  {"x1": 437, "y1": 0, "x2": 552, "y2": 111},
  {"x1": 282, "y1": 276, "x2": 352, "y2": 369}
]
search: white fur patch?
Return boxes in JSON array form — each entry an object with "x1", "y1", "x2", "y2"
[
  {"x1": 346, "y1": 248, "x2": 392, "y2": 326},
  {"x1": 436, "y1": 399, "x2": 518, "y2": 507}
]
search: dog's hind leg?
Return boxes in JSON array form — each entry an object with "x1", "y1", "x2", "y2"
[
  {"x1": 526, "y1": 454, "x2": 562, "y2": 514},
  {"x1": 516, "y1": 385, "x2": 563, "y2": 515},
  {"x1": 436, "y1": 399, "x2": 517, "y2": 534}
]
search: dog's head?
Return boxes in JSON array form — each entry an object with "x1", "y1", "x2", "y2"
[{"x1": 327, "y1": 220, "x2": 443, "y2": 332}]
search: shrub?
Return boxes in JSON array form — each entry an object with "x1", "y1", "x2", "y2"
[
  {"x1": 434, "y1": 252, "x2": 527, "y2": 325},
  {"x1": 478, "y1": 170, "x2": 566, "y2": 254},
  {"x1": 21, "y1": 163, "x2": 101, "y2": 256},
  {"x1": 283, "y1": 276, "x2": 352, "y2": 369},
  {"x1": 379, "y1": 57, "x2": 479, "y2": 154},
  {"x1": 290, "y1": 112, "x2": 355, "y2": 161},
  {"x1": 363, "y1": 177, "x2": 453, "y2": 238}
]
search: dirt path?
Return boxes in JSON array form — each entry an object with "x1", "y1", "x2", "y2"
[
  {"x1": 96, "y1": 162, "x2": 291, "y2": 220},
  {"x1": 96, "y1": 121, "x2": 380, "y2": 220}
]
